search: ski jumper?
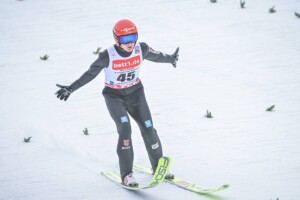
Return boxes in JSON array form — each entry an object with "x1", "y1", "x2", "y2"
[{"x1": 69, "y1": 42, "x2": 175, "y2": 181}]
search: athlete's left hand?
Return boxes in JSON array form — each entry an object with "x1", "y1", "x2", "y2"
[{"x1": 171, "y1": 47, "x2": 179, "y2": 68}]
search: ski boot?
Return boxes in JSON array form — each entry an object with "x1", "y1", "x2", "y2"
[
  {"x1": 123, "y1": 173, "x2": 139, "y2": 187},
  {"x1": 165, "y1": 171, "x2": 175, "y2": 180}
]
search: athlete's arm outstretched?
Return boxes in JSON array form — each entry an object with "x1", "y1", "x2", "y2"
[
  {"x1": 140, "y1": 42, "x2": 179, "y2": 68},
  {"x1": 55, "y1": 50, "x2": 109, "y2": 101}
]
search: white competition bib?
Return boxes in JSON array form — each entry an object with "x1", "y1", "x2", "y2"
[{"x1": 104, "y1": 43, "x2": 143, "y2": 89}]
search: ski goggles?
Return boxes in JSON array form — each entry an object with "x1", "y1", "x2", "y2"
[{"x1": 118, "y1": 33, "x2": 138, "y2": 44}]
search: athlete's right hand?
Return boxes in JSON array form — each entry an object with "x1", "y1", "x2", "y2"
[
  {"x1": 171, "y1": 47, "x2": 179, "y2": 68},
  {"x1": 55, "y1": 84, "x2": 73, "y2": 101}
]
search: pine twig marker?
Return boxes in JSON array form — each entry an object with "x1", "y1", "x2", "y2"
[
  {"x1": 205, "y1": 110, "x2": 213, "y2": 118},
  {"x1": 295, "y1": 12, "x2": 300, "y2": 18},
  {"x1": 269, "y1": 6, "x2": 276, "y2": 13},
  {"x1": 83, "y1": 128, "x2": 89, "y2": 135},
  {"x1": 240, "y1": 0, "x2": 246, "y2": 9},
  {"x1": 93, "y1": 47, "x2": 102, "y2": 55},
  {"x1": 266, "y1": 105, "x2": 275, "y2": 112},
  {"x1": 210, "y1": 0, "x2": 217, "y2": 3},
  {"x1": 40, "y1": 54, "x2": 49, "y2": 60},
  {"x1": 24, "y1": 137, "x2": 32, "y2": 143}
]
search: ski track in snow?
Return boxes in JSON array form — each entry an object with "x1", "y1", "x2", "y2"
[{"x1": 1, "y1": 0, "x2": 300, "y2": 199}]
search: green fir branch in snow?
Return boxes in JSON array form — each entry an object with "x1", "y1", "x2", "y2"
[
  {"x1": 240, "y1": 0, "x2": 246, "y2": 9},
  {"x1": 210, "y1": 0, "x2": 217, "y2": 3},
  {"x1": 40, "y1": 54, "x2": 49, "y2": 60},
  {"x1": 205, "y1": 110, "x2": 213, "y2": 118},
  {"x1": 83, "y1": 128, "x2": 89, "y2": 135},
  {"x1": 266, "y1": 105, "x2": 275, "y2": 112},
  {"x1": 24, "y1": 137, "x2": 32, "y2": 143},
  {"x1": 269, "y1": 6, "x2": 276, "y2": 13},
  {"x1": 93, "y1": 47, "x2": 102, "y2": 54},
  {"x1": 295, "y1": 12, "x2": 300, "y2": 18}
]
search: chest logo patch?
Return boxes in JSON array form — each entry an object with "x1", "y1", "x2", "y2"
[{"x1": 112, "y1": 55, "x2": 141, "y2": 70}]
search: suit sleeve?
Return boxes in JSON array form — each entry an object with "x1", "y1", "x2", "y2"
[
  {"x1": 140, "y1": 42, "x2": 175, "y2": 64},
  {"x1": 70, "y1": 50, "x2": 109, "y2": 91}
]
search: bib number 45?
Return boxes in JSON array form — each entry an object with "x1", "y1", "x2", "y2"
[{"x1": 117, "y1": 71, "x2": 135, "y2": 82}]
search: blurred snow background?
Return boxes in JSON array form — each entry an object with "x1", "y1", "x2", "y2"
[{"x1": 1, "y1": 0, "x2": 300, "y2": 199}]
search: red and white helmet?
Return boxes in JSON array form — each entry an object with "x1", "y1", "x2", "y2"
[{"x1": 113, "y1": 19, "x2": 138, "y2": 45}]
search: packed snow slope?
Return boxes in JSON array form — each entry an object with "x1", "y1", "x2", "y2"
[{"x1": 1, "y1": 0, "x2": 300, "y2": 199}]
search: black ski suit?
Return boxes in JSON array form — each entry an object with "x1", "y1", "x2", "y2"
[{"x1": 69, "y1": 42, "x2": 176, "y2": 181}]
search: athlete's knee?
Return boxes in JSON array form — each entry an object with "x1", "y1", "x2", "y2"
[
  {"x1": 140, "y1": 119, "x2": 156, "y2": 134},
  {"x1": 117, "y1": 125, "x2": 131, "y2": 136},
  {"x1": 116, "y1": 116, "x2": 132, "y2": 135}
]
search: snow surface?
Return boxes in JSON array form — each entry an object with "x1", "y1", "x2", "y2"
[{"x1": 1, "y1": 0, "x2": 300, "y2": 199}]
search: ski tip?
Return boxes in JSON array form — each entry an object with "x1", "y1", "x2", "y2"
[
  {"x1": 159, "y1": 156, "x2": 172, "y2": 169},
  {"x1": 161, "y1": 156, "x2": 172, "y2": 162}
]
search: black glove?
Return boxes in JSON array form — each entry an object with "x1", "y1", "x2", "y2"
[
  {"x1": 55, "y1": 84, "x2": 73, "y2": 101},
  {"x1": 171, "y1": 47, "x2": 179, "y2": 68}
]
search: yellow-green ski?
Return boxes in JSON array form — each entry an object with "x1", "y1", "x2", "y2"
[
  {"x1": 101, "y1": 156, "x2": 171, "y2": 190},
  {"x1": 133, "y1": 162, "x2": 230, "y2": 194}
]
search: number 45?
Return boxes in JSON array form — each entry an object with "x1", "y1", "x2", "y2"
[{"x1": 117, "y1": 72, "x2": 135, "y2": 82}]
